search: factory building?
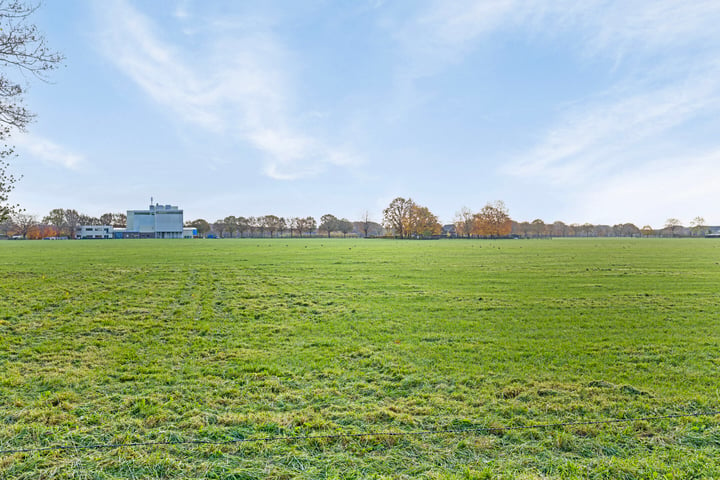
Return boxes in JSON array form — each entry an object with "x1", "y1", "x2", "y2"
[
  {"x1": 75, "y1": 201, "x2": 193, "y2": 239},
  {"x1": 125, "y1": 203, "x2": 184, "y2": 239},
  {"x1": 76, "y1": 225, "x2": 114, "y2": 239}
]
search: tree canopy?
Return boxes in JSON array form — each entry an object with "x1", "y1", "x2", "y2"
[
  {"x1": 383, "y1": 197, "x2": 414, "y2": 239},
  {"x1": 383, "y1": 197, "x2": 441, "y2": 238},
  {"x1": 0, "y1": 1, "x2": 64, "y2": 136},
  {"x1": 0, "y1": 1, "x2": 63, "y2": 220},
  {"x1": 472, "y1": 201, "x2": 512, "y2": 238},
  {"x1": 0, "y1": 146, "x2": 18, "y2": 221}
]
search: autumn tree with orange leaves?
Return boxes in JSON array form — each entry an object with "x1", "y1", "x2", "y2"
[
  {"x1": 384, "y1": 197, "x2": 441, "y2": 238},
  {"x1": 472, "y1": 201, "x2": 512, "y2": 238},
  {"x1": 406, "y1": 203, "x2": 441, "y2": 237},
  {"x1": 27, "y1": 224, "x2": 58, "y2": 239},
  {"x1": 383, "y1": 197, "x2": 413, "y2": 238}
]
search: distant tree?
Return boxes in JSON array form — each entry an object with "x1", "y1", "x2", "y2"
[
  {"x1": 258, "y1": 216, "x2": 268, "y2": 237},
  {"x1": 531, "y1": 219, "x2": 547, "y2": 238},
  {"x1": 113, "y1": 213, "x2": 127, "y2": 228},
  {"x1": 306, "y1": 216, "x2": 317, "y2": 236},
  {"x1": 26, "y1": 223, "x2": 41, "y2": 239},
  {"x1": 277, "y1": 217, "x2": 287, "y2": 237},
  {"x1": 264, "y1": 215, "x2": 283, "y2": 237},
  {"x1": 289, "y1": 217, "x2": 299, "y2": 237},
  {"x1": 248, "y1": 216, "x2": 259, "y2": 237},
  {"x1": 551, "y1": 221, "x2": 568, "y2": 237},
  {"x1": 353, "y1": 219, "x2": 384, "y2": 237},
  {"x1": 621, "y1": 223, "x2": 641, "y2": 237},
  {"x1": 295, "y1": 216, "x2": 316, "y2": 237},
  {"x1": 64, "y1": 209, "x2": 80, "y2": 238},
  {"x1": 664, "y1": 218, "x2": 682, "y2": 237},
  {"x1": 42, "y1": 208, "x2": 67, "y2": 235},
  {"x1": 12, "y1": 212, "x2": 35, "y2": 238},
  {"x1": 592, "y1": 225, "x2": 612, "y2": 237},
  {"x1": 383, "y1": 197, "x2": 414, "y2": 239},
  {"x1": 512, "y1": 221, "x2": 532, "y2": 238},
  {"x1": 45, "y1": 224, "x2": 59, "y2": 238},
  {"x1": 454, "y1": 207, "x2": 475, "y2": 238},
  {"x1": 407, "y1": 204, "x2": 441, "y2": 237},
  {"x1": 27, "y1": 223, "x2": 57, "y2": 239},
  {"x1": 260, "y1": 215, "x2": 272, "y2": 237},
  {"x1": 98, "y1": 212, "x2": 126, "y2": 227},
  {"x1": 319, "y1": 214, "x2": 339, "y2": 238},
  {"x1": 257, "y1": 216, "x2": 268, "y2": 237},
  {"x1": 237, "y1": 216, "x2": 250, "y2": 237},
  {"x1": 641, "y1": 225, "x2": 654, "y2": 237},
  {"x1": 361, "y1": 211, "x2": 372, "y2": 237},
  {"x1": 212, "y1": 220, "x2": 227, "y2": 238},
  {"x1": 472, "y1": 201, "x2": 512, "y2": 238},
  {"x1": 580, "y1": 223, "x2": 593, "y2": 237},
  {"x1": 186, "y1": 219, "x2": 210, "y2": 237},
  {"x1": 338, "y1": 218, "x2": 353, "y2": 237},
  {"x1": 690, "y1": 216, "x2": 706, "y2": 236},
  {"x1": 224, "y1": 216, "x2": 238, "y2": 238},
  {"x1": 78, "y1": 214, "x2": 101, "y2": 226}
]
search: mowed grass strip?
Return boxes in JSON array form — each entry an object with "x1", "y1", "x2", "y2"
[{"x1": 1, "y1": 238, "x2": 719, "y2": 479}]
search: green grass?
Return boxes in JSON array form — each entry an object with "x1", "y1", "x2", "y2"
[{"x1": 1, "y1": 238, "x2": 719, "y2": 479}]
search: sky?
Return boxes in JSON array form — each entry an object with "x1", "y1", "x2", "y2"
[{"x1": 8, "y1": 0, "x2": 720, "y2": 228}]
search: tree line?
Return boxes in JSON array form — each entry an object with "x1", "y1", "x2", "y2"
[
  {"x1": 185, "y1": 214, "x2": 385, "y2": 238},
  {"x1": 0, "y1": 199, "x2": 712, "y2": 240},
  {"x1": 0, "y1": 209, "x2": 127, "y2": 239},
  {"x1": 510, "y1": 216, "x2": 711, "y2": 238},
  {"x1": 186, "y1": 197, "x2": 502, "y2": 239}
]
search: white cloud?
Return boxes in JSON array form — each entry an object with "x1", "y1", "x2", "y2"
[
  {"x1": 398, "y1": 2, "x2": 720, "y2": 179},
  {"x1": 392, "y1": 0, "x2": 582, "y2": 79},
  {"x1": 95, "y1": 0, "x2": 358, "y2": 180},
  {"x1": 13, "y1": 134, "x2": 84, "y2": 170},
  {"x1": 398, "y1": 0, "x2": 720, "y2": 69},
  {"x1": 504, "y1": 67, "x2": 720, "y2": 184},
  {"x1": 415, "y1": 0, "x2": 517, "y2": 46},
  {"x1": 392, "y1": 0, "x2": 720, "y2": 224},
  {"x1": 575, "y1": 1, "x2": 720, "y2": 60}
]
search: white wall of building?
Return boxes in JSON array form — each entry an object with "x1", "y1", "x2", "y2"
[
  {"x1": 127, "y1": 203, "x2": 184, "y2": 238},
  {"x1": 76, "y1": 225, "x2": 113, "y2": 239}
]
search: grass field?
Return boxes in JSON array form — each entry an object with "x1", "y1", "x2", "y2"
[{"x1": 1, "y1": 238, "x2": 719, "y2": 479}]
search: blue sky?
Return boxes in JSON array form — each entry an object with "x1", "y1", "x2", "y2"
[{"x1": 10, "y1": 0, "x2": 720, "y2": 227}]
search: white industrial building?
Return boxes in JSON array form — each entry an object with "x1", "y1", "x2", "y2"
[
  {"x1": 75, "y1": 201, "x2": 194, "y2": 239},
  {"x1": 76, "y1": 225, "x2": 114, "y2": 239},
  {"x1": 126, "y1": 203, "x2": 184, "y2": 239}
]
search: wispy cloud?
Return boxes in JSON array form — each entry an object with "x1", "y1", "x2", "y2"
[
  {"x1": 573, "y1": 1, "x2": 720, "y2": 60},
  {"x1": 398, "y1": 2, "x2": 720, "y2": 176},
  {"x1": 97, "y1": 1, "x2": 223, "y2": 130},
  {"x1": 392, "y1": 0, "x2": 545, "y2": 78},
  {"x1": 95, "y1": 0, "x2": 357, "y2": 180},
  {"x1": 504, "y1": 67, "x2": 720, "y2": 183},
  {"x1": 395, "y1": 0, "x2": 720, "y2": 72},
  {"x1": 13, "y1": 134, "x2": 84, "y2": 170},
  {"x1": 391, "y1": 0, "x2": 720, "y2": 223}
]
